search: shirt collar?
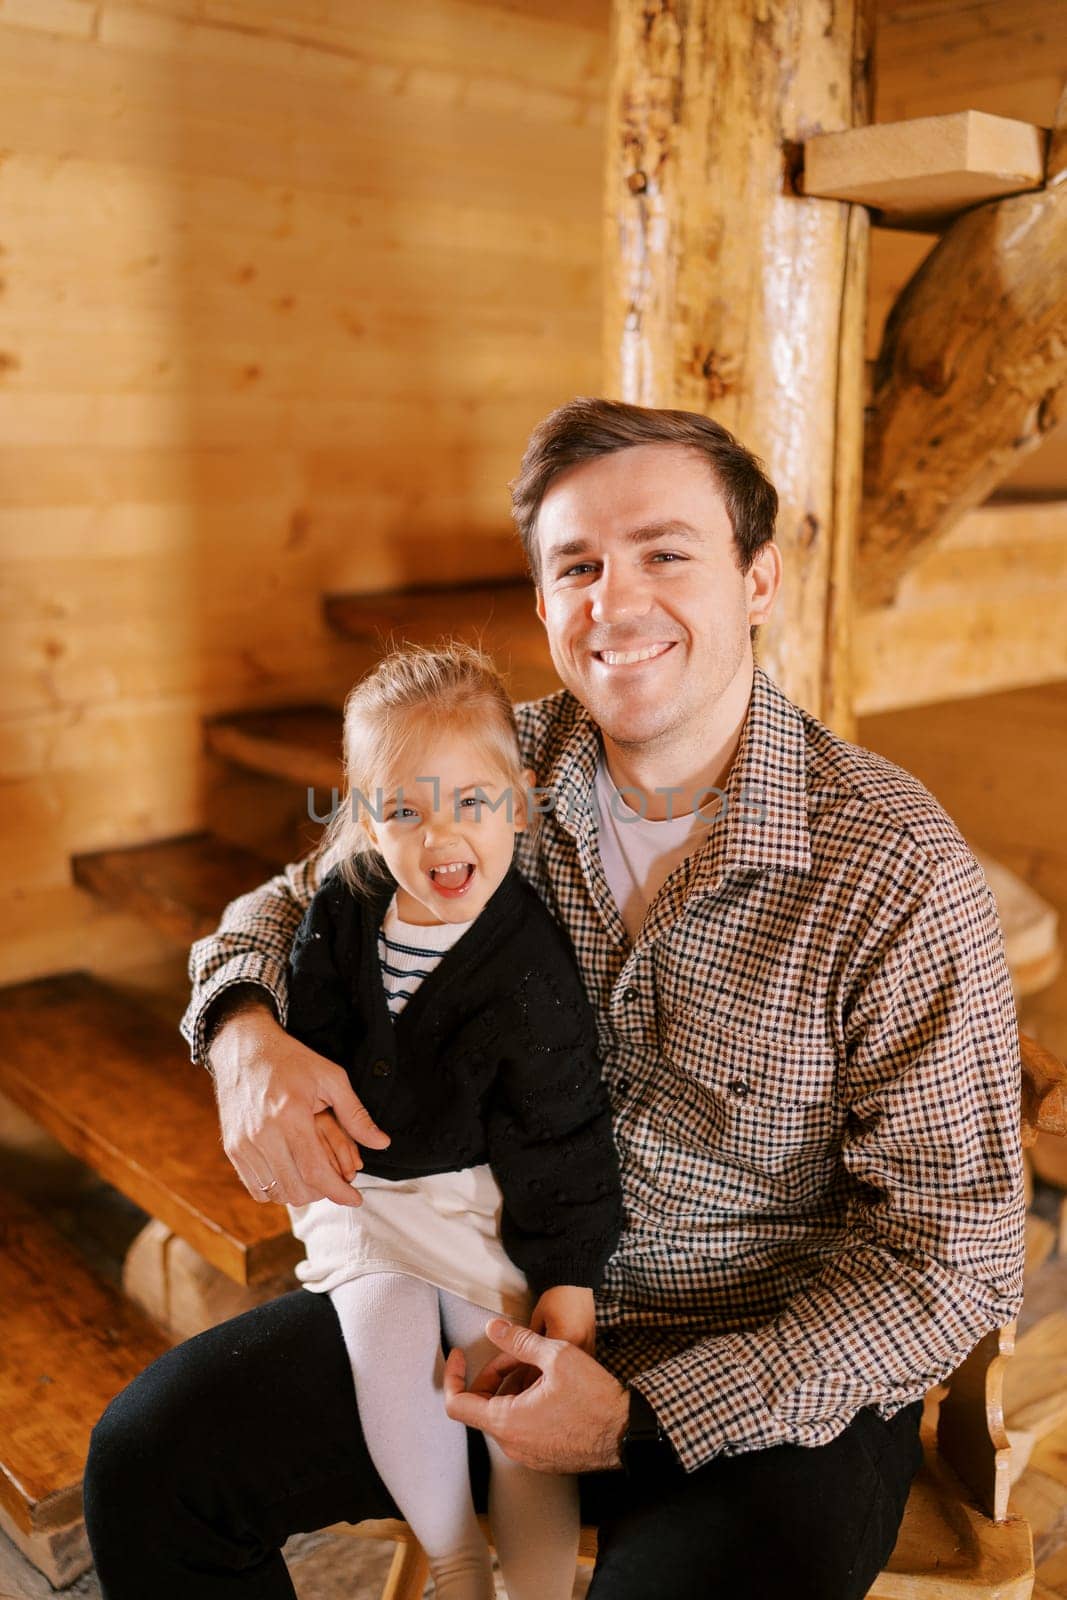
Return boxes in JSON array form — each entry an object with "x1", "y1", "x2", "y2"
[{"x1": 541, "y1": 666, "x2": 812, "y2": 885}]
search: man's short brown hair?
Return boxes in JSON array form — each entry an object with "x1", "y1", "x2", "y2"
[{"x1": 510, "y1": 396, "x2": 778, "y2": 586}]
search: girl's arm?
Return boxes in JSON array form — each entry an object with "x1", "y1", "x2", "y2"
[{"x1": 486, "y1": 962, "x2": 623, "y2": 1307}]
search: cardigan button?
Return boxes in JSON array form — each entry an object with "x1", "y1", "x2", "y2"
[{"x1": 371, "y1": 1058, "x2": 392, "y2": 1077}]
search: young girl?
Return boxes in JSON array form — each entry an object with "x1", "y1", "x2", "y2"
[{"x1": 283, "y1": 642, "x2": 622, "y2": 1600}]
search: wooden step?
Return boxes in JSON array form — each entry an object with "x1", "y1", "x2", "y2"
[
  {"x1": 324, "y1": 579, "x2": 561, "y2": 701},
  {"x1": 803, "y1": 110, "x2": 1047, "y2": 229},
  {"x1": 0, "y1": 1180, "x2": 169, "y2": 1584},
  {"x1": 205, "y1": 704, "x2": 343, "y2": 791},
  {"x1": 0, "y1": 973, "x2": 301, "y2": 1286},
  {"x1": 71, "y1": 831, "x2": 276, "y2": 946}
]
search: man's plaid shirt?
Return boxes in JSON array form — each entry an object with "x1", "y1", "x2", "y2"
[{"x1": 183, "y1": 666, "x2": 1025, "y2": 1473}]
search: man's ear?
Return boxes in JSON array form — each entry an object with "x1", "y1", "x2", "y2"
[
  {"x1": 747, "y1": 541, "x2": 782, "y2": 628},
  {"x1": 535, "y1": 588, "x2": 547, "y2": 626}
]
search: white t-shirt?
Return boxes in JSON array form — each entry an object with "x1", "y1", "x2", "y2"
[{"x1": 593, "y1": 753, "x2": 721, "y2": 941}]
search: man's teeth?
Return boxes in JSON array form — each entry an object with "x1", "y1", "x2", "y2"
[
  {"x1": 597, "y1": 642, "x2": 672, "y2": 665},
  {"x1": 430, "y1": 863, "x2": 472, "y2": 878}
]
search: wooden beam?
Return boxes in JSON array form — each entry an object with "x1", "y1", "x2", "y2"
[
  {"x1": 804, "y1": 111, "x2": 1047, "y2": 229},
  {"x1": 604, "y1": 0, "x2": 874, "y2": 729},
  {"x1": 859, "y1": 86, "x2": 1067, "y2": 606}
]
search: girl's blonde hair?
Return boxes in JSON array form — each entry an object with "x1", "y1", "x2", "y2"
[{"x1": 316, "y1": 640, "x2": 534, "y2": 894}]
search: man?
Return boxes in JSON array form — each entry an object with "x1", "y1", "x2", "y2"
[{"x1": 84, "y1": 399, "x2": 1024, "y2": 1599}]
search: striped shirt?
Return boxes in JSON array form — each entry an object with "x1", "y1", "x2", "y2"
[
  {"x1": 377, "y1": 896, "x2": 466, "y2": 1020},
  {"x1": 182, "y1": 666, "x2": 1025, "y2": 1472}
]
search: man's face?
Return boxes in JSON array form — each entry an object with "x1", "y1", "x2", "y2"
[{"x1": 533, "y1": 444, "x2": 776, "y2": 751}]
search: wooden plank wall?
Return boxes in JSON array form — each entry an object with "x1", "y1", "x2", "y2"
[
  {"x1": 0, "y1": 0, "x2": 1063, "y2": 984},
  {"x1": 0, "y1": 0, "x2": 605, "y2": 983}
]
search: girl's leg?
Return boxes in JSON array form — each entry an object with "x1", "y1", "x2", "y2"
[
  {"x1": 328, "y1": 1274, "x2": 494, "y2": 1600},
  {"x1": 439, "y1": 1289, "x2": 580, "y2": 1600}
]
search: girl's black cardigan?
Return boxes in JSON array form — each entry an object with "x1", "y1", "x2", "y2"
[{"x1": 285, "y1": 861, "x2": 623, "y2": 1299}]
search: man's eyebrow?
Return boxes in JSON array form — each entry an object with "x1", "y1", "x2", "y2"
[{"x1": 542, "y1": 519, "x2": 704, "y2": 567}]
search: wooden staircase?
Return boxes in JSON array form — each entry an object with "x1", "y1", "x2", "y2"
[{"x1": 2, "y1": 572, "x2": 1064, "y2": 1590}]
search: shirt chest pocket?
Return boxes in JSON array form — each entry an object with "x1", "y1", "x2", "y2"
[{"x1": 651, "y1": 1009, "x2": 845, "y2": 1212}]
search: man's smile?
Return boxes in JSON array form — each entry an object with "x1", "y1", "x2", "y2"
[{"x1": 591, "y1": 641, "x2": 678, "y2": 668}]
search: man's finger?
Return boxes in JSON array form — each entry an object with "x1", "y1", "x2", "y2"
[
  {"x1": 466, "y1": 1350, "x2": 524, "y2": 1399},
  {"x1": 443, "y1": 1349, "x2": 502, "y2": 1433},
  {"x1": 495, "y1": 1364, "x2": 541, "y2": 1398},
  {"x1": 327, "y1": 1077, "x2": 391, "y2": 1150},
  {"x1": 317, "y1": 1115, "x2": 359, "y2": 1180},
  {"x1": 484, "y1": 1317, "x2": 553, "y2": 1367},
  {"x1": 286, "y1": 1132, "x2": 365, "y2": 1208}
]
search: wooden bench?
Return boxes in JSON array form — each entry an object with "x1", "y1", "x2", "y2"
[
  {"x1": 0, "y1": 971, "x2": 300, "y2": 1286},
  {"x1": 330, "y1": 1034, "x2": 1067, "y2": 1599}
]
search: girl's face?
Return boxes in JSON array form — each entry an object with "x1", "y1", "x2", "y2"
[{"x1": 363, "y1": 729, "x2": 536, "y2": 926}]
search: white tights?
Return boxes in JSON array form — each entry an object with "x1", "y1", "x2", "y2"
[{"x1": 329, "y1": 1274, "x2": 579, "y2": 1600}]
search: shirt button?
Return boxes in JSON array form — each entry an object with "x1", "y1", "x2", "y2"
[
  {"x1": 729, "y1": 1079, "x2": 749, "y2": 1097},
  {"x1": 622, "y1": 987, "x2": 639, "y2": 1003},
  {"x1": 616, "y1": 1076, "x2": 630, "y2": 1097},
  {"x1": 371, "y1": 1058, "x2": 392, "y2": 1078}
]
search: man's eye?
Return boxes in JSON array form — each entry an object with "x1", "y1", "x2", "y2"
[
  {"x1": 651, "y1": 551, "x2": 684, "y2": 562},
  {"x1": 559, "y1": 562, "x2": 596, "y2": 579}
]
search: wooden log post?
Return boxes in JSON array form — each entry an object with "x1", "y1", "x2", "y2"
[
  {"x1": 860, "y1": 84, "x2": 1067, "y2": 606},
  {"x1": 604, "y1": 0, "x2": 874, "y2": 728}
]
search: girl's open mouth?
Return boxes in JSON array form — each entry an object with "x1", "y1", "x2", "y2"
[{"x1": 427, "y1": 862, "x2": 476, "y2": 897}]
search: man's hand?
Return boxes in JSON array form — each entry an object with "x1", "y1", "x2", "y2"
[
  {"x1": 530, "y1": 1286, "x2": 596, "y2": 1355},
  {"x1": 209, "y1": 1003, "x2": 390, "y2": 1208},
  {"x1": 443, "y1": 1317, "x2": 628, "y2": 1473}
]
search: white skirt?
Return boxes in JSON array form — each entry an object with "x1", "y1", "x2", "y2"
[{"x1": 287, "y1": 1163, "x2": 533, "y2": 1322}]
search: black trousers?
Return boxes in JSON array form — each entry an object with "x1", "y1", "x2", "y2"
[{"x1": 83, "y1": 1289, "x2": 923, "y2": 1600}]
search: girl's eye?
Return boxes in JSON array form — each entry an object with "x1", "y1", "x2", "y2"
[
  {"x1": 387, "y1": 807, "x2": 417, "y2": 822},
  {"x1": 458, "y1": 795, "x2": 481, "y2": 809}
]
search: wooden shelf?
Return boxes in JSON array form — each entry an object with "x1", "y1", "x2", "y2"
[
  {"x1": 804, "y1": 110, "x2": 1047, "y2": 228},
  {"x1": 72, "y1": 832, "x2": 277, "y2": 947},
  {"x1": 0, "y1": 973, "x2": 302, "y2": 1287}
]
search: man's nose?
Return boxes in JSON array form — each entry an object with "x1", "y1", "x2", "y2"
[{"x1": 589, "y1": 560, "x2": 651, "y2": 624}]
